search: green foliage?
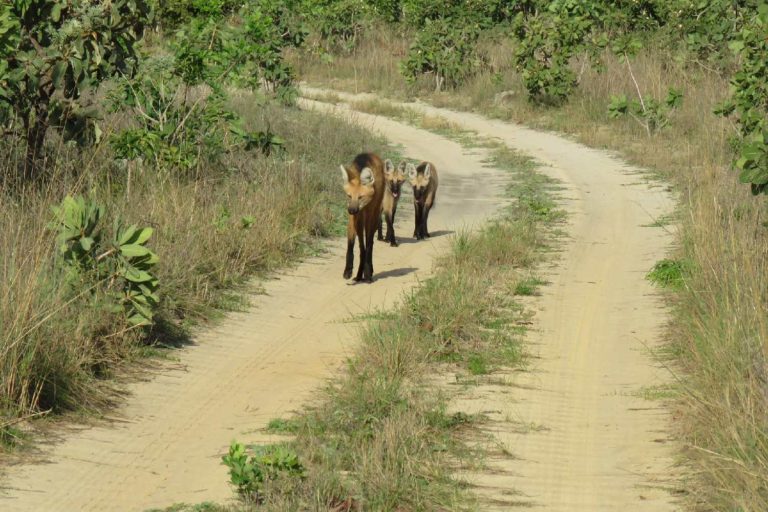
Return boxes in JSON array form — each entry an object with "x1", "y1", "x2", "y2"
[
  {"x1": 266, "y1": 418, "x2": 300, "y2": 434},
  {"x1": 512, "y1": 1, "x2": 604, "y2": 105},
  {"x1": 151, "y1": 0, "x2": 241, "y2": 29},
  {"x1": 669, "y1": 0, "x2": 760, "y2": 61},
  {"x1": 721, "y1": 3, "x2": 768, "y2": 195},
  {"x1": 395, "y1": 0, "x2": 526, "y2": 92},
  {"x1": 513, "y1": 276, "x2": 545, "y2": 296},
  {"x1": 303, "y1": 0, "x2": 372, "y2": 54},
  {"x1": 646, "y1": 258, "x2": 689, "y2": 290},
  {"x1": 0, "y1": 0, "x2": 150, "y2": 179},
  {"x1": 49, "y1": 195, "x2": 160, "y2": 326},
  {"x1": 401, "y1": 0, "x2": 521, "y2": 28},
  {"x1": 108, "y1": 56, "x2": 243, "y2": 171},
  {"x1": 608, "y1": 87, "x2": 683, "y2": 135},
  {"x1": 400, "y1": 17, "x2": 484, "y2": 91},
  {"x1": 109, "y1": 1, "x2": 301, "y2": 171},
  {"x1": 367, "y1": 0, "x2": 402, "y2": 22},
  {"x1": 222, "y1": 441, "x2": 305, "y2": 502},
  {"x1": 238, "y1": 0, "x2": 307, "y2": 97}
]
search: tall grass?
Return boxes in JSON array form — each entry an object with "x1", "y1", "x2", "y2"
[
  {"x1": 0, "y1": 100, "x2": 389, "y2": 426},
  {"x1": 293, "y1": 30, "x2": 768, "y2": 510}
]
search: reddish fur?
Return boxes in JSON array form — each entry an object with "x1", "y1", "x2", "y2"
[{"x1": 341, "y1": 153, "x2": 385, "y2": 282}]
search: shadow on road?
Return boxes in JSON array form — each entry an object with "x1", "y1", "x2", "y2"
[{"x1": 393, "y1": 229, "x2": 454, "y2": 245}]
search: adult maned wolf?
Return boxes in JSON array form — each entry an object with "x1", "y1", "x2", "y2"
[
  {"x1": 340, "y1": 152, "x2": 386, "y2": 282},
  {"x1": 377, "y1": 159, "x2": 409, "y2": 247},
  {"x1": 409, "y1": 161, "x2": 438, "y2": 240}
]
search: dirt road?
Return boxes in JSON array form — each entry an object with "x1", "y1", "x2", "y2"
[
  {"x1": 304, "y1": 88, "x2": 680, "y2": 510},
  {"x1": 0, "y1": 101, "x2": 510, "y2": 511}
]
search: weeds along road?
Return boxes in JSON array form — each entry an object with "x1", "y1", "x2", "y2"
[
  {"x1": 0, "y1": 99, "x2": 510, "y2": 511},
  {"x1": 303, "y1": 88, "x2": 679, "y2": 510}
]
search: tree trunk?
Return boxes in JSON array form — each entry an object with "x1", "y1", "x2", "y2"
[{"x1": 23, "y1": 107, "x2": 49, "y2": 181}]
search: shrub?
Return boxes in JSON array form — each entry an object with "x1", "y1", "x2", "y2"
[
  {"x1": 49, "y1": 195, "x2": 160, "y2": 326},
  {"x1": 0, "y1": 0, "x2": 151, "y2": 180},
  {"x1": 512, "y1": 0, "x2": 604, "y2": 105},
  {"x1": 718, "y1": 3, "x2": 768, "y2": 194},
  {"x1": 400, "y1": 17, "x2": 484, "y2": 91},
  {"x1": 222, "y1": 442, "x2": 305, "y2": 502},
  {"x1": 302, "y1": 0, "x2": 371, "y2": 53}
]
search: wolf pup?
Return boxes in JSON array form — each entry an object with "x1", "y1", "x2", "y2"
[
  {"x1": 340, "y1": 153, "x2": 385, "y2": 282},
  {"x1": 377, "y1": 159, "x2": 409, "y2": 247},
  {"x1": 408, "y1": 161, "x2": 438, "y2": 240}
]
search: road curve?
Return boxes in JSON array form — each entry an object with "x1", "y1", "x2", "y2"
[{"x1": 303, "y1": 87, "x2": 679, "y2": 511}]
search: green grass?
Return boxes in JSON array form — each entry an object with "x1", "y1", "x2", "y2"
[
  {"x1": 514, "y1": 277, "x2": 547, "y2": 296},
  {"x1": 265, "y1": 418, "x2": 299, "y2": 435},
  {"x1": 633, "y1": 384, "x2": 678, "y2": 401},
  {"x1": 646, "y1": 258, "x2": 689, "y2": 290},
  {"x1": 642, "y1": 212, "x2": 677, "y2": 228},
  {"x1": 467, "y1": 354, "x2": 490, "y2": 376}
]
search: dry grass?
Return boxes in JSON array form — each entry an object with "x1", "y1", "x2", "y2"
[
  {"x1": 295, "y1": 32, "x2": 768, "y2": 510},
  {"x1": 0, "y1": 99, "x2": 390, "y2": 430}
]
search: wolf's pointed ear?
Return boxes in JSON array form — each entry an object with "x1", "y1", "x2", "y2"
[
  {"x1": 340, "y1": 165, "x2": 349, "y2": 183},
  {"x1": 384, "y1": 159, "x2": 394, "y2": 176},
  {"x1": 406, "y1": 163, "x2": 417, "y2": 180},
  {"x1": 423, "y1": 163, "x2": 432, "y2": 179},
  {"x1": 397, "y1": 160, "x2": 407, "y2": 172},
  {"x1": 360, "y1": 167, "x2": 375, "y2": 186}
]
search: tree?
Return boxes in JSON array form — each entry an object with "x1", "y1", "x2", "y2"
[{"x1": 0, "y1": 0, "x2": 151, "y2": 180}]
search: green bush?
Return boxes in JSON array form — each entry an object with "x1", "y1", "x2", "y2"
[
  {"x1": 108, "y1": 1, "x2": 301, "y2": 173},
  {"x1": 0, "y1": 0, "x2": 151, "y2": 180},
  {"x1": 669, "y1": 0, "x2": 760, "y2": 62},
  {"x1": 401, "y1": 0, "x2": 519, "y2": 28},
  {"x1": 400, "y1": 17, "x2": 484, "y2": 91},
  {"x1": 49, "y1": 196, "x2": 160, "y2": 326},
  {"x1": 512, "y1": 1, "x2": 604, "y2": 105},
  {"x1": 151, "y1": 0, "x2": 241, "y2": 29},
  {"x1": 608, "y1": 86, "x2": 683, "y2": 135},
  {"x1": 302, "y1": 0, "x2": 371, "y2": 53},
  {"x1": 719, "y1": 3, "x2": 768, "y2": 194},
  {"x1": 222, "y1": 442, "x2": 305, "y2": 502}
]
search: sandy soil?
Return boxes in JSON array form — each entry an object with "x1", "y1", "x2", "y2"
[
  {"x1": 303, "y1": 88, "x2": 680, "y2": 511},
  {"x1": 0, "y1": 100, "x2": 510, "y2": 511}
]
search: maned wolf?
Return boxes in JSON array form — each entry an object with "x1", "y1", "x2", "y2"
[
  {"x1": 340, "y1": 152, "x2": 386, "y2": 282},
  {"x1": 408, "y1": 161, "x2": 438, "y2": 240},
  {"x1": 377, "y1": 159, "x2": 409, "y2": 247}
]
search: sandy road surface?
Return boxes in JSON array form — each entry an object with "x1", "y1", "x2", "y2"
[
  {"x1": 303, "y1": 88, "x2": 680, "y2": 510},
  {"x1": 0, "y1": 100, "x2": 509, "y2": 511}
]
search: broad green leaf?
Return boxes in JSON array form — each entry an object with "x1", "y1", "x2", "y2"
[
  {"x1": 120, "y1": 243, "x2": 150, "y2": 258},
  {"x1": 124, "y1": 267, "x2": 153, "y2": 282},
  {"x1": 118, "y1": 225, "x2": 137, "y2": 245}
]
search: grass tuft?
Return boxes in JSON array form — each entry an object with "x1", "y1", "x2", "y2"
[{"x1": 646, "y1": 259, "x2": 689, "y2": 290}]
